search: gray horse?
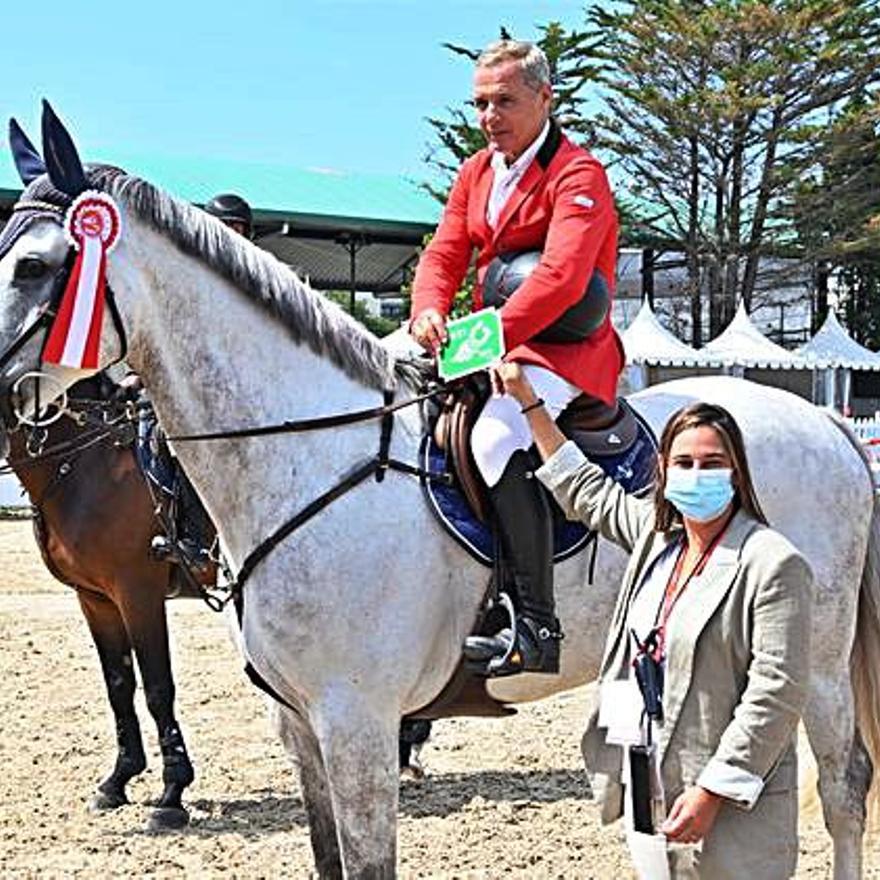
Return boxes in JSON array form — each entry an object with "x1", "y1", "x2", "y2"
[{"x1": 0, "y1": 106, "x2": 876, "y2": 878}]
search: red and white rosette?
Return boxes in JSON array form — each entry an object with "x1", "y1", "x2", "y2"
[{"x1": 42, "y1": 191, "x2": 122, "y2": 371}]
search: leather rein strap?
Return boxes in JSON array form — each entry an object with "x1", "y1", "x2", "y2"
[
  {"x1": 217, "y1": 387, "x2": 448, "y2": 597},
  {"x1": 164, "y1": 386, "x2": 438, "y2": 442}
]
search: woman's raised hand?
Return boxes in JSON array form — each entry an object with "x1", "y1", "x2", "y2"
[{"x1": 490, "y1": 363, "x2": 537, "y2": 405}]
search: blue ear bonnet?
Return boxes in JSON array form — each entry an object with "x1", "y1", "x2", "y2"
[
  {"x1": 39, "y1": 100, "x2": 88, "y2": 197},
  {"x1": 9, "y1": 118, "x2": 45, "y2": 185},
  {"x1": 3, "y1": 103, "x2": 126, "y2": 262}
]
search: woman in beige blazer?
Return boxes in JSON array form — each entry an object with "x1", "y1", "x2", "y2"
[{"x1": 492, "y1": 363, "x2": 813, "y2": 879}]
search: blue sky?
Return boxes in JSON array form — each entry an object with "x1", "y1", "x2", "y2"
[{"x1": 1, "y1": 1, "x2": 590, "y2": 180}]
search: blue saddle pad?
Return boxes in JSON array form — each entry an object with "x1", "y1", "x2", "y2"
[{"x1": 420, "y1": 403, "x2": 657, "y2": 567}]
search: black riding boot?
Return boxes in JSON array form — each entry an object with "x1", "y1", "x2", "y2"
[{"x1": 464, "y1": 450, "x2": 562, "y2": 674}]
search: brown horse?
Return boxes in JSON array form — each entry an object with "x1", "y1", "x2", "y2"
[
  {"x1": 6, "y1": 374, "x2": 431, "y2": 831},
  {"x1": 6, "y1": 375, "x2": 199, "y2": 831}
]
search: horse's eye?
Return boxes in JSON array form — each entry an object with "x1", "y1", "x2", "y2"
[{"x1": 14, "y1": 257, "x2": 49, "y2": 282}]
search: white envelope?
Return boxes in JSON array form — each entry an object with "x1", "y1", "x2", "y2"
[
  {"x1": 626, "y1": 829, "x2": 671, "y2": 880},
  {"x1": 598, "y1": 678, "x2": 644, "y2": 745}
]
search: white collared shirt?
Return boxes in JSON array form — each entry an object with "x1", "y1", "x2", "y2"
[{"x1": 486, "y1": 119, "x2": 550, "y2": 229}]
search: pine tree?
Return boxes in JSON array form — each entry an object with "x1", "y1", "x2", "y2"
[
  {"x1": 787, "y1": 93, "x2": 880, "y2": 343},
  {"x1": 584, "y1": 0, "x2": 880, "y2": 342}
]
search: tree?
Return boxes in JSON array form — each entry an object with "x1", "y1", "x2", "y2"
[
  {"x1": 786, "y1": 92, "x2": 880, "y2": 342},
  {"x1": 584, "y1": 0, "x2": 880, "y2": 343},
  {"x1": 324, "y1": 291, "x2": 399, "y2": 338}
]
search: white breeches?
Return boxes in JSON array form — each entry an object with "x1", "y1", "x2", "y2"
[{"x1": 471, "y1": 364, "x2": 581, "y2": 487}]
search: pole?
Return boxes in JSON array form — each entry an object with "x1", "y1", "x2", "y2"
[
  {"x1": 641, "y1": 247, "x2": 655, "y2": 309},
  {"x1": 349, "y1": 237, "x2": 357, "y2": 315}
]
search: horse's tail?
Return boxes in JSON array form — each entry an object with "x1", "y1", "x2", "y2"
[{"x1": 852, "y1": 494, "x2": 880, "y2": 816}]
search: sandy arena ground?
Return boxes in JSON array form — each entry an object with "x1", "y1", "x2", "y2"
[{"x1": 0, "y1": 518, "x2": 877, "y2": 878}]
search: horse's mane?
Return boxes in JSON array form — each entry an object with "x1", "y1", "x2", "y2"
[{"x1": 12, "y1": 167, "x2": 420, "y2": 393}]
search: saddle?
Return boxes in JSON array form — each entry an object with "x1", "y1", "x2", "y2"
[{"x1": 432, "y1": 375, "x2": 642, "y2": 525}]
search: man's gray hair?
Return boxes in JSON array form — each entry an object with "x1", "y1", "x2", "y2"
[{"x1": 476, "y1": 40, "x2": 551, "y2": 91}]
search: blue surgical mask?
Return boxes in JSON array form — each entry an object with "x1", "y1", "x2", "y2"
[{"x1": 663, "y1": 467, "x2": 735, "y2": 523}]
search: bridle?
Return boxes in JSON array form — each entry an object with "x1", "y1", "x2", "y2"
[{"x1": 0, "y1": 201, "x2": 128, "y2": 437}]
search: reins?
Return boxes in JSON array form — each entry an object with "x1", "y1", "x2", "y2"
[
  {"x1": 164, "y1": 385, "x2": 441, "y2": 442},
  {"x1": 0, "y1": 302, "x2": 57, "y2": 378},
  {"x1": 0, "y1": 424, "x2": 116, "y2": 476},
  {"x1": 0, "y1": 401, "x2": 128, "y2": 476},
  {"x1": 219, "y1": 385, "x2": 451, "y2": 598}
]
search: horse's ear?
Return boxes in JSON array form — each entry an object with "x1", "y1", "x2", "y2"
[
  {"x1": 8, "y1": 118, "x2": 46, "y2": 184},
  {"x1": 40, "y1": 100, "x2": 88, "y2": 197}
]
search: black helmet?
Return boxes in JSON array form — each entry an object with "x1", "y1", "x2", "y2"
[
  {"x1": 204, "y1": 193, "x2": 253, "y2": 234},
  {"x1": 482, "y1": 250, "x2": 610, "y2": 344}
]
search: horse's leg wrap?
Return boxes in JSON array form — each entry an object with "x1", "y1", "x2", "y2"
[
  {"x1": 143, "y1": 723, "x2": 194, "y2": 832},
  {"x1": 398, "y1": 718, "x2": 432, "y2": 775},
  {"x1": 95, "y1": 713, "x2": 147, "y2": 808},
  {"x1": 158, "y1": 724, "x2": 195, "y2": 804}
]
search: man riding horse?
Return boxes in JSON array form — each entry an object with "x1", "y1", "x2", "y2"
[{"x1": 410, "y1": 39, "x2": 623, "y2": 675}]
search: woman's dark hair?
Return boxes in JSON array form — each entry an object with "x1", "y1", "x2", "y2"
[{"x1": 652, "y1": 402, "x2": 768, "y2": 533}]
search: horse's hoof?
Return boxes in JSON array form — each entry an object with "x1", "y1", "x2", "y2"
[
  {"x1": 145, "y1": 806, "x2": 190, "y2": 832},
  {"x1": 89, "y1": 790, "x2": 128, "y2": 812},
  {"x1": 400, "y1": 764, "x2": 425, "y2": 782}
]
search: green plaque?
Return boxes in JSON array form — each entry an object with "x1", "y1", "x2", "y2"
[{"x1": 438, "y1": 308, "x2": 506, "y2": 381}]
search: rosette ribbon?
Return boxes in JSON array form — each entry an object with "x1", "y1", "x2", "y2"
[{"x1": 42, "y1": 191, "x2": 121, "y2": 373}]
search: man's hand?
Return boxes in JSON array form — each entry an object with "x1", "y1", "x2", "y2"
[
  {"x1": 410, "y1": 308, "x2": 448, "y2": 354},
  {"x1": 660, "y1": 786, "x2": 723, "y2": 844}
]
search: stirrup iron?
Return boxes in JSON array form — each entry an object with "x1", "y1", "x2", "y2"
[
  {"x1": 464, "y1": 592, "x2": 521, "y2": 678},
  {"x1": 486, "y1": 592, "x2": 520, "y2": 677}
]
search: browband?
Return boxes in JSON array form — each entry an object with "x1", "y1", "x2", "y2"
[{"x1": 12, "y1": 200, "x2": 66, "y2": 215}]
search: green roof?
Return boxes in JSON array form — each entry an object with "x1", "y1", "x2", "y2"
[{"x1": 0, "y1": 147, "x2": 441, "y2": 230}]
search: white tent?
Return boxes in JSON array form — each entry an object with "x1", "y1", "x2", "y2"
[
  {"x1": 796, "y1": 310, "x2": 880, "y2": 411},
  {"x1": 796, "y1": 310, "x2": 880, "y2": 371},
  {"x1": 621, "y1": 299, "x2": 722, "y2": 367},
  {"x1": 702, "y1": 301, "x2": 810, "y2": 370},
  {"x1": 620, "y1": 299, "x2": 722, "y2": 392}
]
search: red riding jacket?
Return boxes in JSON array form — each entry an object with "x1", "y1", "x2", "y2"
[{"x1": 411, "y1": 122, "x2": 623, "y2": 404}]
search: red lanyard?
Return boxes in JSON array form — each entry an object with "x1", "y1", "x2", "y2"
[{"x1": 653, "y1": 512, "x2": 734, "y2": 658}]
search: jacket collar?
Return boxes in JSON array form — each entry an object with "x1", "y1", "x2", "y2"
[
  {"x1": 536, "y1": 117, "x2": 562, "y2": 170},
  {"x1": 490, "y1": 118, "x2": 563, "y2": 240},
  {"x1": 600, "y1": 521, "x2": 681, "y2": 677}
]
